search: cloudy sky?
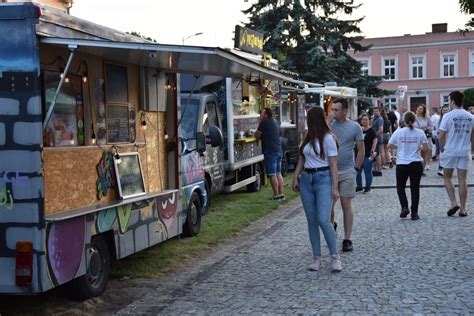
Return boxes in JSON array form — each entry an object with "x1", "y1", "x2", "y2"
[{"x1": 70, "y1": 0, "x2": 469, "y2": 47}]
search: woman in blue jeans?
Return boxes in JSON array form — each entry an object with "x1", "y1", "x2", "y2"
[
  {"x1": 356, "y1": 113, "x2": 378, "y2": 193},
  {"x1": 292, "y1": 107, "x2": 342, "y2": 272}
]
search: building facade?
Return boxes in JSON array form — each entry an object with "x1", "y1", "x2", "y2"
[{"x1": 350, "y1": 24, "x2": 474, "y2": 113}]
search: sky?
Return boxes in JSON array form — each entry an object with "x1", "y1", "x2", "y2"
[{"x1": 70, "y1": 0, "x2": 470, "y2": 48}]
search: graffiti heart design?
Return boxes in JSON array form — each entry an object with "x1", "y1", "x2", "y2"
[
  {"x1": 96, "y1": 208, "x2": 117, "y2": 233},
  {"x1": 158, "y1": 192, "x2": 177, "y2": 232},
  {"x1": 47, "y1": 217, "x2": 85, "y2": 285}
]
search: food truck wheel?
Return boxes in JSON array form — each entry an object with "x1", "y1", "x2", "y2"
[
  {"x1": 246, "y1": 164, "x2": 262, "y2": 192},
  {"x1": 281, "y1": 156, "x2": 289, "y2": 177},
  {"x1": 183, "y1": 191, "x2": 202, "y2": 237},
  {"x1": 68, "y1": 236, "x2": 110, "y2": 300}
]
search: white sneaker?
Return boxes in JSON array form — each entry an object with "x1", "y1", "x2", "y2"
[
  {"x1": 330, "y1": 255, "x2": 342, "y2": 272},
  {"x1": 425, "y1": 165, "x2": 431, "y2": 170},
  {"x1": 308, "y1": 257, "x2": 323, "y2": 271},
  {"x1": 437, "y1": 170, "x2": 443, "y2": 177}
]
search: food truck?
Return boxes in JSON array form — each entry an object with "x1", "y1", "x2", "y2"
[
  {"x1": 304, "y1": 84, "x2": 358, "y2": 120},
  {"x1": 0, "y1": 3, "x2": 291, "y2": 299},
  {"x1": 179, "y1": 69, "x2": 289, "y2": 201},
  {"x1": 277, "y1": 79, "x2": 322, "y2": 175}
]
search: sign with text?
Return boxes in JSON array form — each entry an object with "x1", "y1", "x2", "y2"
[
  {"x1": 234, "y1": 25, "x2": 264, "y2": 55},
  {"x1": 107, "y1": 104, "x2": 130, "y2": 143},
  {"x1": 114, "y1": 152, "x2": 146, "y2": 199}
]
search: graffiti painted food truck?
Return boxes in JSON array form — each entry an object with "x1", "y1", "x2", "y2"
[{"x1": 0, "y1": 3, "x2": 288, "y2": 299}]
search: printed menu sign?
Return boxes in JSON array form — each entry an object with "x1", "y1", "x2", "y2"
[
  {"x1": 107, "y1": 104, "x2": 130, "y2": 143},
  {"x1": 114, "y1": 152, "x2": 146, "y2": 199}
]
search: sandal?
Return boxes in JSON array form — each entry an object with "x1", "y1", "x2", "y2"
[
  {"x1": 459, "y1": 212, "x2": 468, "y2": 217},
  {"x1": 447, "y1": 206, "x2": 460, "y2": 217}
]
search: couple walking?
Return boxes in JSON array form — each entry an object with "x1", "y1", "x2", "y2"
[
  {"x1": 292, "y1": 98, "x2": 364, "y2": 272},
  {"x1": 389, "y1": 91, "x2": 473, "y2": 219}
]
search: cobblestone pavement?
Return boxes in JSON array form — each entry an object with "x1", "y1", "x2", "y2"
[{"x1": 115, "y1": 161, "x2": 474, "y2": 315}]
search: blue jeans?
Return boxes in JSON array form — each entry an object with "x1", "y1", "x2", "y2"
[
  {"x1": 356, "y1": 157, "x2": 373, "y2": 189},
  {"x1": 299, "y1": 170, "x2": 338, "y2": 257},
  {"x1": 264, "y1": 152, "x2": 282, "y2": 176}
]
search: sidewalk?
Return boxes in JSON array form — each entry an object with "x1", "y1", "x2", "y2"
[
  {"x1": 371, "y1": 158, "x2": 474, "y2": 188},
  {"x1": 114, "y1": 167, "x2": 474, "y2": 315}
]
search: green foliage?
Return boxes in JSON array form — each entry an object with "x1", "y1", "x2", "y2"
[
  {"x1": 111, "y1": 173, "x2": 299, "y2": 278},
  {"x1": 463, "y1": 87, "x2": 474, "y2": 109},
  {"x1": 127, "y1": 31, "x2": 157, "y2": 43},
  {"x1": 458, "y1": 0, "x2": 474, "y2": 34},
  {"x1": 242, "y1": 0, "x2": 386, "y2": 96}
]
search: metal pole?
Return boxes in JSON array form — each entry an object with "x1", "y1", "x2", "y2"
[{"x1": 43, "y1": 48, "x2": 75, "y2": 130}]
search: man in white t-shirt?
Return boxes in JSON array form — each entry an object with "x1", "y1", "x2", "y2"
[{"x1": 438, "y1": 91, "x2": 474, "y2": 217}]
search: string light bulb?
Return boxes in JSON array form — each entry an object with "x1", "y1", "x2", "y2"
[
  {"x1": 91, "y1": 123, "x2": 96, "y2": 145},
  {"x1": 140, "y1": 112, "x2": 147, "y2": 130}
]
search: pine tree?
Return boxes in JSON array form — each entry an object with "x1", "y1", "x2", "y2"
[{"x1": 242, "y1": 0, "x2": 388, "y2": 96}]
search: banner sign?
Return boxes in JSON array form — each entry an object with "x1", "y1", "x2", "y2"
[{"x1": 234, "y1": 25, "x2": 264, "y2": 55}]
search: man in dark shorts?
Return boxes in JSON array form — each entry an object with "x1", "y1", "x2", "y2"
[{"x1": 256, "y1": 108, "x2": 284, "y2": 200}]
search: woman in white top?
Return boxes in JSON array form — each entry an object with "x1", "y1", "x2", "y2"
[
  {"x1": 292, "y1": 106, "x2": 341, "y2": 272},
  {"x1": 415, "y1": 104, "x2": 433, "y2": 172},
  {"x1": 388, "y1": 111, "x2": 429, "y2": 220}
]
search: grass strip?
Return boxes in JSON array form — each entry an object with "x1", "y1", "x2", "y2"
[{"x1": 111, "y1": 172, "x2": 299, "y2": 278}]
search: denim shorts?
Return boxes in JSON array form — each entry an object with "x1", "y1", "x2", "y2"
[{"x1": 264, "y1": 152, "x2": 282, "y2": 176}]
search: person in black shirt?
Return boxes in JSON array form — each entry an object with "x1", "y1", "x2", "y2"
[
  {"x1": 356, "y1": 113, "x2": 378, "y2": 193},
  {"x1": 256, "y1": 108, "x2": 284, "y2": 200}
]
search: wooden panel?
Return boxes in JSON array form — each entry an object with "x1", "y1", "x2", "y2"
[{"x1": 43, "y1": 121, "x2": 168, "y2": 215}]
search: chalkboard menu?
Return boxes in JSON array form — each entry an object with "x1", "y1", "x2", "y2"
[
  {"x1": 105, "y1": 63, "x2": 128, "y2": 103},
  {"x1": 114, "y1": 152, "x2": 146, "y2": 199},
  {"x1": 107, "y1": 104, "x2": 130, "y2": 143}
]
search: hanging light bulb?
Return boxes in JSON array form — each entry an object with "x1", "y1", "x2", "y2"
[
  {"x1": 114, "y1": 152, "x2": 121, "y2": 164},
  {"x1": 140, "y1": 112, "x2": 147, "y2": 130},
  {"x1": 91, "y1": 123, "x2": 96, "y2": 145},
  {"x1": 82, "y1": 72, "x2": 88, "y2": 83}
]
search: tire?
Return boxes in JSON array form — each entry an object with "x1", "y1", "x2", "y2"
[
  {"x1": 281, "y1": 155, "x2": 289, "y2": 177},
  {"x1": 183, "y1": 191, "x2": 202, "y2": 237},
  {"x1": 246, "y1": 163, "x2": 262, "y2": 192},
  {"x1": 68, "y1": 236, "x2": 110, "y2": 300}
]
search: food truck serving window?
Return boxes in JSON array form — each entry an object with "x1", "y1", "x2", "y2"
[{"x1": 42, "y1": 70, "x2": 85, "y2": 147}]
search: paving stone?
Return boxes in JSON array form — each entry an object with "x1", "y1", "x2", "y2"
[{"x1": 115, "y1": 161, "x2": 474, "y2": 315}]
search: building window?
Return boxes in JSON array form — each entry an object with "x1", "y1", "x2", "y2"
[
  {"x1": 440, "y1": 53, "x2": 456, "y2": 78},
  {"x1": 410, "y1": 56, "x2": 424, "y2": 79},
  {"x1": 442, "y1": 95, "x2": 450, "y2": 107},
  {"x1": 470, "y1": 50, "x2": 474, "y2": 76},
  {"x1": 384, "y1": 97, "x2": 397, "y2": 110},
  {"x1": 383, "y1": 57, "x2": 396, "y2": 80},
  {"x1": 359, "y1": 59, "x2": 370, "y2": 76}
]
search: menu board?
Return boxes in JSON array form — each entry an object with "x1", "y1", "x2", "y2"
[
  {"x1": 114, "y1": 152, "x2": 146, "y2": 199},
  {"x1": 107, "y1": 104, "x2": 130, "y2": 143}
]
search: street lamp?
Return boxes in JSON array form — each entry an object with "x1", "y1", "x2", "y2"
[{"x1": 182, "y1": 32, "x2": 203, "y2": 45}]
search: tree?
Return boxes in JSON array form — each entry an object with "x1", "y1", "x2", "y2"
[
  {"x1": 463, "y1": 87, "x2": 474, "y2": 109},
  {"x1": 242, "y1": 0, "x2": 388, "y2": 96},
  {"x1": 458, "y1": 0, "x2": 474, "y2": 34},
  {"x1": 127, "y1": 31, "x2": 157, "y2": 43}
]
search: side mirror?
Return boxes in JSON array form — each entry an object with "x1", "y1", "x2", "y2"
[
  {"x1": 208, "y1": 125, "x2": 224, "y2": 147},
  {"x1": 196, "y1": 132, "x2": 206, "y2": 154}
]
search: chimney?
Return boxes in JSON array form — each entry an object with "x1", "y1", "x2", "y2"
[{"x1": 432, "y1": 23, "x2": 448, "y2": 33}]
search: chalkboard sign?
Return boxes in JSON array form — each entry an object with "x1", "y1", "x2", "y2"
[
  {"x1": 105, "y1": 63, "x2": 128, "y2": 103},
  {"x1": 107, "y1": 104, "x2": 130, "y2": 143},
  {"x1": 114, "y1": 152, "x2": 146, "y2": 199}
]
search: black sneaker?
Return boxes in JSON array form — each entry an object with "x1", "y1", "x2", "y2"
[
  {"x1": 342, "y1": 239, "x2": 353, "y2": 252},
  {"x1": 363, "y1": 188, "x2": 371, "y2": 193},
  {"x1": 356, "y1": 187, "x2": 363, "y2": 193},
  {"x1": 411, "y1": 213, "x2": 420, "y2": 220},
  {"x1": 400, "y1": 207, "x2": 410, "y2": 218}
]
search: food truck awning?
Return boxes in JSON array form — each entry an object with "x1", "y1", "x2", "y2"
[{"x1": 40, "y1": 37, "x2": 293, "y2": 82}]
